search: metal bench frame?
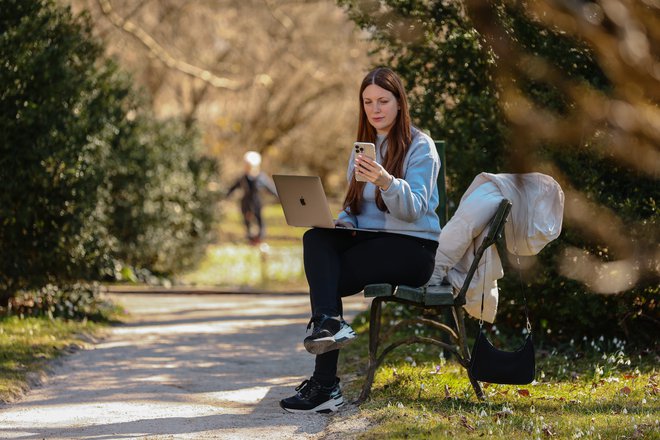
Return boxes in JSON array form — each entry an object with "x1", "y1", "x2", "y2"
[{"x1": 358, "y1": 198, "x2": 512, "y2": 403}]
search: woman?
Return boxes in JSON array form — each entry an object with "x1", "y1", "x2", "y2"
[{"x1": 280, "y1": 67, "x2": 441, "y2": 413}]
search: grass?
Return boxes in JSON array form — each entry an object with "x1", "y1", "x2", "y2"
[
  {"x1": 180, "y1": 241, "x2": 306, "y2": 289},
  {"x1": 339, "y1": 309, "x2": 660, "y2": 439},
  {"x1": 0, "y1": 316, "x2": 105, "y2": 402},
  {"x1": 178, "y1": 200, "x2": 341, "y2": 290}
]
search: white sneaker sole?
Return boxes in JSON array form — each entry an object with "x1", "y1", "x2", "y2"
[
  {"x1": 304, "y1": 325, "x2": 357, "y2": 354},
  {"x1": 335, "y1": 325, "x2": 357, "y2": 344},
  {"x1": 280, "y1": 395, "x2": 345, "y2": 414}
]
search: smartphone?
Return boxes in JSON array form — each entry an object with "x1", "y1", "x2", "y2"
[{"x1": 353, "y1": 142, "x2": 376, "y2": 182}]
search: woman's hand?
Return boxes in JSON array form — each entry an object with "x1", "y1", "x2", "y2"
[
  {"x1": 355, "y1": 154, "x2": 394, "y2": 190},
  {"x1": 334, "y1": 220, "x2": 353, "y2": 228}
]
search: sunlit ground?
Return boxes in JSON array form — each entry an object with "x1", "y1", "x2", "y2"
[
  {"x1": 179, "y1": 199, "x2": 343, "y2": 291},
  {"x1": 0, "y1": 293, "x2": 371, "y2": 439}
]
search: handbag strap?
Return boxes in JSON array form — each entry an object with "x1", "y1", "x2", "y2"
[{"x1": 479, "y1": 218, "x2": 532, "y2": 334}]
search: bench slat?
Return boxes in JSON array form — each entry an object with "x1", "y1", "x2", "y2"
[
  {"x1": 424, "y1": 284, "x2": 454, "y2": 305},
  {"x1": 364, "y1": 283, "x2": 455, "y2": 306},
  {"x1": 364, "y1": 283, "x2": 394, "y2": 298},
  {"x1": 394, "y1": 285, "x2": 425, "y2": 303}
]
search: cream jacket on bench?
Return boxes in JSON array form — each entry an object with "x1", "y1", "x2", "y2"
[{"x1": 428, "y1": 172, "x2": 564, "y2": 323}]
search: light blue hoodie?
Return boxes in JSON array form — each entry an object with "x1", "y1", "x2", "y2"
[{"x1": 337, "y1": 128, "x2": 441, "y2": 242}]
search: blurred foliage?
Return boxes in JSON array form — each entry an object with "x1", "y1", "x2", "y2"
[
  {"x1": 0, "y1": 0, "x2": 219, "y2": 311},
  {"x1": 67, "y1": 0, "x2": 373, "y2": 195},
  {"x1": 106, "y1": 112, "x2": 219, "y2": 276},
  {"x1": 490, "y1": 3, "x2": 658, "y2": 348},
  {"x1": 339, "y1": 0, "x2": 658, "y2": 346}
]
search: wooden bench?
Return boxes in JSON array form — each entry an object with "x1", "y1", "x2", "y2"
[{"x1": 357, "y1": 139, "x2": 512, "y2": 402}]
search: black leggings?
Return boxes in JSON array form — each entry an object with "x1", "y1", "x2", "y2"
[{"x1": 302, "y1": 227, "x2": 437, "y2": 382}]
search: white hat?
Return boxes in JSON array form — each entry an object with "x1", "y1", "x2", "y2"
[{"x1": 243, "y1": 151, "x2": 262, "y2": 167}]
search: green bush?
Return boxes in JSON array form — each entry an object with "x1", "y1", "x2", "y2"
[
  {"x1": 8, "y1": 283, "x2": 119, "y2": 321},
  {"x1": 106, "y1": 113, "x2": 219, "y2": 276},
  {"x1": 0, "y1": 0, "x2": 219, "y2": 311},
  {"x1": 493, "y1": 5, "x2": 658, "y2": 347},
  {"x1": 0, "y1": 0, "x2": 121, "y2": 306}
]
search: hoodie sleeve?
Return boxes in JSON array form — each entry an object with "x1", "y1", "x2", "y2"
[
  {"x1": 337, "y1": 208, "x2": 357, "y2": 227},
  {"x1": 380, "y1": 134, "x2": 439, "y2": 222}
]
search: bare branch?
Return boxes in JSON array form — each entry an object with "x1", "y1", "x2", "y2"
[{"x1": 95, "y1": 0, "x2": 241, "y2": 90}]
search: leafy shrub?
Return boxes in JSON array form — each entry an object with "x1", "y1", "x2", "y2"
[
  {"x1": 0, "y1": 0, "x2": 123, "y2": 305},
  {"x1": 0, "y1": 0, "x2": 220, "y2": 310},
  {"x1": 105, "y1": 112, "x2": 219, "y2": 276},
  {"x1": 492, "y1": 6, "x2": 658, "y2": 348},
  {"x1": 8, "y1": 283, "x2": 119, "y2": 321}
]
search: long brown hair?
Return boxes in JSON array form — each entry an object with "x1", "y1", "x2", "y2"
[{"x1": 343, "y1": 67, "x2": 413, "y2": 214}]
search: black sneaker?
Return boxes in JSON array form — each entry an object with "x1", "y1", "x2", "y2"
[
  {"x1": 303, "y1": 314, "x2": 357, "y2": 355},
  {"x1": 279, "y1": 377, "x2": 344, "y2": 413}
]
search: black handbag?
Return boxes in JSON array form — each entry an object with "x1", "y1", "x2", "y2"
[
  {"x1": 469, "y1": 327, "x2": 535, "y2": 385},
  {"x1": 468, "y1": 251, "x2": 536, "y2": 385}
]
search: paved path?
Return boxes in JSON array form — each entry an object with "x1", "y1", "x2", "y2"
[{"x1": 0, "y1": 293, "x2": 371, "y2": 439}]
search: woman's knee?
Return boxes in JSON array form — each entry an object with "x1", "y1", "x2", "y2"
[{"x1": 303, "y1": 227, "x2": 333, "y2": 247}]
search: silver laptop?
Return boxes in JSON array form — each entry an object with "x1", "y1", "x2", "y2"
[
  {"x1": 272, "y1": 175, "x2": 336, "y2": 228},
  {"x1": 272, "y1": 175, "x2": 382, "y2": 232}
]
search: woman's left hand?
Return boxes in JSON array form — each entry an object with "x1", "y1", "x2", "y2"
[{"x1": 355, "y1": 154, "x2": 394, "y2": 190}]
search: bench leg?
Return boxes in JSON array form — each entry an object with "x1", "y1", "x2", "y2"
[
  {"x1": 357, "y1": 297, "x2": 383, "y2": 404},
  {"x1": 453, "y1": 305, "x2": 485, "y2": 400},
  {"x1": 468, "y1": 373, "x2": 485, "y2": 400}
]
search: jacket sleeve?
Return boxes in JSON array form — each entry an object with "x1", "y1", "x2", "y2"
[
  {"x1": 225, "y1": 177, "x2": 242, "y2": 198},
  {"x1": 380, "y1": 137, "x2": 439, "y2": 222}
]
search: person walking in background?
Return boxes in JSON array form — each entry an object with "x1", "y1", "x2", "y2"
[
  {"x1": 226, "y1": 151, "x2": 278, "y2": 245},
  {"x1": 279, "y1": 67, "x2": 441, "y2": 413}
]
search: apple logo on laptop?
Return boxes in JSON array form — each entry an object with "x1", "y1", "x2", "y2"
[{"x1": 299, "y1": 196, "x2": 306, "y2": 206}]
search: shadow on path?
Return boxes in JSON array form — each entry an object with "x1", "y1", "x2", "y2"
[{"x1": 0, "y1": 292, "x2": 370, "y2": 439}]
